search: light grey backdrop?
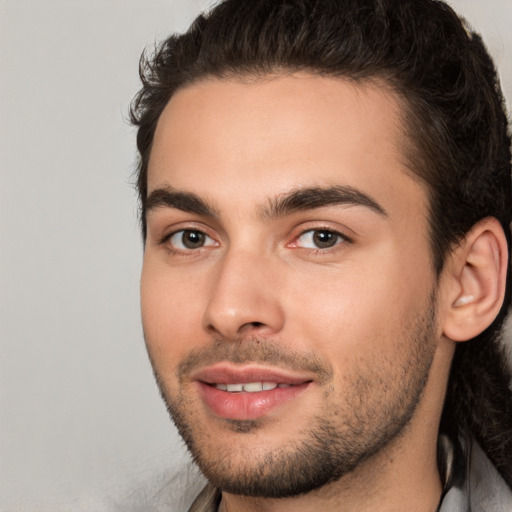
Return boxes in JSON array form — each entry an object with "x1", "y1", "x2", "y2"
[{"x1": 1, "y1": 1, "x2": 511, "y2": 511}]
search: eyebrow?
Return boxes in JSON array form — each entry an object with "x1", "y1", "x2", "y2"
[
  {"x1": 145, "y1": 184, "x2": 387, "y2": 220},
  {"x1": 146, "y1": 187, "x2": 218, "y2": 217},
  {"x1": 260, "y1": 185, "x2": 387, "y2": 219}
]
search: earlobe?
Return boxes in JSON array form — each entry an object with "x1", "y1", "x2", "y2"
[{"x1": 442, "y1": 218, "x2": 508, "y2": 342}]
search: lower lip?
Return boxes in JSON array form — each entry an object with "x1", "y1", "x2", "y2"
[{"x1": 198, "y1": 382, "x2": 310, "y2": 420}]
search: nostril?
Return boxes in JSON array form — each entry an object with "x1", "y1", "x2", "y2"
[{"x1": 238, "y1": 321, "x2": 265, "y2": 333}]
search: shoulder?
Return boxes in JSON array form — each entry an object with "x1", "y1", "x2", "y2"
[
  {"x1": 440, "y1": 437, "x2": 512, "y2": 512},
  {"x1": 467, "y1": 440, "x2": 512, "y2": 512}
]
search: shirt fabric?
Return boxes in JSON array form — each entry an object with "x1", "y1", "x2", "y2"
[
  {"x1": 439, "y1": 438, "x2": 512, "y2": 512},
  {"x1": 187, "y1": 437, "x2": 512, "y2": 512}
]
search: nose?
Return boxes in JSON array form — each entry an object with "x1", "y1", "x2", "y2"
[{"x1": 202, "y1": 250, "x2": 285, "y2": 339}]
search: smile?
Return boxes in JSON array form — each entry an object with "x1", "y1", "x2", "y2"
[
  {"x1": 190, "y1": 364, "x2": 313, "y2": 420},
  {"x1": 213, "y1": 382, "x2": 294, "y2": 392}
]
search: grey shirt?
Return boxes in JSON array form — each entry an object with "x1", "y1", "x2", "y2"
[{"x1": 439, "y1": 438, "x2": 512, "y2": 512}]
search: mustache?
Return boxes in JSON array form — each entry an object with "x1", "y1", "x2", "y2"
[{"x1": 176, "y1": 338, "x2": 333, "y2": 385}]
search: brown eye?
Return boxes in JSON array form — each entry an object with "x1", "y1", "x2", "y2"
[
  {"x1": 312, "y1": 230, "x2": 338, "y2": 248},
  {"x1": 182, "y1": 230, "x2": 205, "y2": 248},
  {"x1": 295, "y1": 229, "x2": 345, "y2": 249},
  {"x1": 168, "y1": 229, "x2": 215, "y2": 250}
]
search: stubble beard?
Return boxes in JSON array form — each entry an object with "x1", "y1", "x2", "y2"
[{"x1": 149, "y1": 294, "x2": 438, "y2": 499}]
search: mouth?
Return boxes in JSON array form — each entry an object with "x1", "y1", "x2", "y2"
[
  {"x1": 212, "y1": 382, "x2": 296, "y2": 392},
  {"x1": 192, "y1": 364, "x2": 313, "y2": 421}
]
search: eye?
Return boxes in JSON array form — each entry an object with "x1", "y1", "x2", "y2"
[
  {"x1": 294, "y1": 229, "x2": 346, "y2": 249},
  {"x1": 168, "y1": 229, "x2": 216, "y2": 250}
]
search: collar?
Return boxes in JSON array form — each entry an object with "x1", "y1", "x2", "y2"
[{"x1": 438, "y1": 436, "x2": 512, "y2": 512}]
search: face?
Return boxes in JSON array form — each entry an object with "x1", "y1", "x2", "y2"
[{"x1": 141, "y1": 74, "x2": 441, "y2": 497}]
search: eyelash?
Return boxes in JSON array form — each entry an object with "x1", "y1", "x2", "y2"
[
  {"x1": 160, "y1": 228, "x2": 217, "y2": 255},
  {"x1": 289, "y1": 228, "x2": 351, "y2": 251},
  {"x1": 160, "y1": 227, "x2": 352, "y2": 256}
]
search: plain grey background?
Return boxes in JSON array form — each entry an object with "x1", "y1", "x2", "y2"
[{"x1": 1, "y1": 1, "x2": 511, "y2": 511}]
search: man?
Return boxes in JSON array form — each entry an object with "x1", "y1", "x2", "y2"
[{"x1": 131, "y1": 0, "x2": 512, "y2": 510}]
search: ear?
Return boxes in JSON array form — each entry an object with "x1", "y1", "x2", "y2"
[{"x1": 441, "y1": 217, "x2": 508, "y2": 342}]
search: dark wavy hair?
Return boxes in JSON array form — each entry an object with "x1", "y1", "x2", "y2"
[{"x1": 131, "y1": 0, "x2": 512, "y2": 485}]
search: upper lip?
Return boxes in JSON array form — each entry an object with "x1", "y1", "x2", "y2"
[{"x1": 191, "y1": 363, "x2": 314, "y2": 385}]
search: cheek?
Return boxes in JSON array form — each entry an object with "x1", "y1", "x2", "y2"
[
  {"x1": 140, "y1": 260, "x2": 207, "y2": 368},
  {"x1": 284, "y1": 257, "x2": 431, "y2": 362},
  {"x1": 288, "y1": 284, "x2": 387, "y2": 365}
]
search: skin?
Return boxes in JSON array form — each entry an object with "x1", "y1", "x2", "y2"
[{"x1": 141, "y1": 74, "x2": 459, "y2": 512}]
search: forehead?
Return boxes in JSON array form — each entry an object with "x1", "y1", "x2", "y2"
[{"x1": 148, "y1": 73, "x2": 426, "y2": 221}]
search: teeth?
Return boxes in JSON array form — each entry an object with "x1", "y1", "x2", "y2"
[
  {"x1": 242, "y1": 382, "x2": 263, "y2": 392},
  {"x1": 214, "y1": 382, "x2": 284, "y2": 392},
  {"x1": 226, "y1": 383, "x2": 243, "y2": 392}
]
